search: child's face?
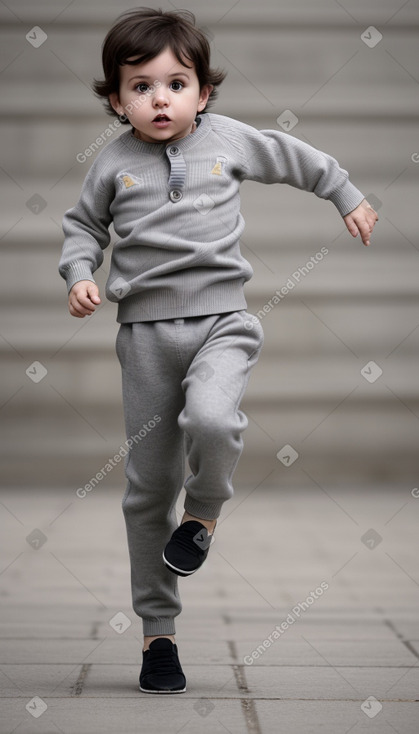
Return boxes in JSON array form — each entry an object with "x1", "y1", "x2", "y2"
[{"x1": 109, "y1": 47, "x2": 213, "y2": 144}]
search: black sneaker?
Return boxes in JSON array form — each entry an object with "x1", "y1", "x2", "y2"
[
  {"x1": 139, "y1": 638, "x2": 186, "y2": 694},
  {"x1": 162, "y1": 520, "x2": 216, "y2": 577}
]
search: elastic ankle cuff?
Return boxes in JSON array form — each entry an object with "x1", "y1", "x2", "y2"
[
  {"x1": 183, "y1": 496, "x2": 223, "y2": 520},
  {"x1": 142, "y1": 617, "x2": 176, "y2": 636}
]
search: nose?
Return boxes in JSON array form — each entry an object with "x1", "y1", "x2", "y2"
[{"x1": 152, "y1": 88, "x2": 169, "y2": 108}]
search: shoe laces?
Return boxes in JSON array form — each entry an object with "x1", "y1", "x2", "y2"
[{"x1": 146, "y1": 645, "x2": 181, "y2": 676}]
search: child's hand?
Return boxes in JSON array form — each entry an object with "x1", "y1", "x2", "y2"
[
  {"x1": 343, "y1": 198, "x2": 378, "y2": 246},
  {"x1": 68, "y1": 280, "x2": 101, "y2": 318}
]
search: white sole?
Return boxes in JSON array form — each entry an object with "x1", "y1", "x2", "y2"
[
  {"x1": 162, "y1": 551, "x2": 198, "y2": 576},
  {"x1": 139, "y1": 684, "x2": 186, "y2": 694}
]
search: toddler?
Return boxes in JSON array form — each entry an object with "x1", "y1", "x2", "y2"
[{"x1": 59, "y1": 7, "x2": 378, "y2": 694}]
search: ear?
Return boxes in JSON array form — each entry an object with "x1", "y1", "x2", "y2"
[
  {"x1": 109, "y1": 92, "x2": 124, "y2": 116},
  {"x1": 197, "y1": 84, "x2": 213, "y2": 112}
]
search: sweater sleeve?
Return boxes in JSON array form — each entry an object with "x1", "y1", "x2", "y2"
[
  {"x1": 233, "y1": 122, "x2": 365, "y2": 217},
  {"x1": 59, "y1": 157, "x2": 114, "y2": 293}
]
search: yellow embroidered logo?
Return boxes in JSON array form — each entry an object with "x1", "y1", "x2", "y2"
[
  {"x1": 118, "y1": 172, "x2": 142, "y2": 189},
  {"x1": 122, "y1": 175, "x2": 135, "y2": 188},
  {"x1": 211, "y1": 156, "x2": 227, "y2": 175}
]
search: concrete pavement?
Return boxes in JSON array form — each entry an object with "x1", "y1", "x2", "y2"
[{"x1": 1, "y1": 484, "x2": 418, "y2": 733}]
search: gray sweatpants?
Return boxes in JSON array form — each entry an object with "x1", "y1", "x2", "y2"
[{"x1": 115, "y1": 309, "x2": 264, "y2": 636}]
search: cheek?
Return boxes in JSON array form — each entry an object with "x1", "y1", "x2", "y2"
[
  {"x1": 180, "y1": 89, "x2": 202, "y2": 109},
  {"x1": 122, "y1": 94, "x2": 148, "y2": 117}
]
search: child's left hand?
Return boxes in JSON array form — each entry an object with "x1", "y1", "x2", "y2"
[{"x1": 343, "y1": 198, "x2": 379, "y2": 246}]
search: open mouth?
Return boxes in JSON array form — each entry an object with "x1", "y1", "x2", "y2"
[{"x1": 153, "y1": 114, "x2": 171, "y2": 123}]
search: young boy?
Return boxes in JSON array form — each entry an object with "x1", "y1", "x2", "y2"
[{"x1": 59, "y1": 7, "x2": 378, "y2": 694}]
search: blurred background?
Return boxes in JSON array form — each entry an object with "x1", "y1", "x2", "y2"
[{"x1": 1, "y1": 0, "x2": 418, "y2": 493}]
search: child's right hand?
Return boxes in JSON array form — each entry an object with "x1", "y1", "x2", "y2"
[{"x1": 68, "y1": 280, "x2": 101, "y2": 318}]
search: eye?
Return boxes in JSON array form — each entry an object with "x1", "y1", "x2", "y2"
[
  {"x1": 170, "y1": 80, "x2": 184, "y2": 92},
  {"x1": 135, "y1": 82, "x2": 149, "y2": 93}
]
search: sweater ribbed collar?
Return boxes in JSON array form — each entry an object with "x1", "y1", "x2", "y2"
[{"x1": 119, "y1": 114, "x2": 210, "y2": 156}]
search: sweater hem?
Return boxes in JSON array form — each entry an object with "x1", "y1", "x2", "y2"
[{"x1": 116, "y1": 283, "x2": 248, "y2": 323}]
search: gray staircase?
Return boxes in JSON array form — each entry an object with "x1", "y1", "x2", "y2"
[{"x1": 1, "y1": 0, "x2": 418, "y2": 488}]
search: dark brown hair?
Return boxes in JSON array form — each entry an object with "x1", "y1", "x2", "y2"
[{"x1": 92, "y1": 7, "x2": 226, "y2": 122}]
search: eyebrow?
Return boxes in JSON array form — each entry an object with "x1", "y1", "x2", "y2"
[{"x1": 128, "y1": 72, "x2": 191, "y2": 83}]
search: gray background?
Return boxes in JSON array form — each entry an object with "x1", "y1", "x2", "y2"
[
  {"x1": 1, "y1": 0, "x2": 418, "y2": 492},
  {"x1": 1, "y1": 3, "x2": 419, "y2": 731}
]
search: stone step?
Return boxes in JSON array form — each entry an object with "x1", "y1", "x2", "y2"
[
  {"x1": 0, "y1": 186, "x2": 407, "y2": 253},
  {"x1": 1, "y1": 292, "x2": 417, "y2": 356},
  {"x1": 3, "y1": 26, "x2": 417, "y2": 92},
  {"x1": 1, "y1": 21, "x2": 418, "y2": 122},
  {"x1": 2, "y1": 240, "x2": 418, "y2": 305},
  {"x1": 1, "y1": 76, "x2": 417, "y2": 122},
  {"x1": 3, "y1": 344, "x2": 414, "y2": 402},
  {"x1": 1, "y1": 116, "x2": 416, "y2": 179},
  {"x1": 1, "y1": 0, "x2": 418, "y2": 25},
  {"x1": 0, "y1": 395, "x2": 417, "y2": 487},
  {"x1": 1, "y1": 0, "x2": 417, "y2": 489},
  {"x1": 0, "y1": 168, "x2": 414, "y2": 258}
]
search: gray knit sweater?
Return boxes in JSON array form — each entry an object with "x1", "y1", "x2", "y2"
[{"x1": 59, "y1": 112, "x2": 364, "y2": 323}]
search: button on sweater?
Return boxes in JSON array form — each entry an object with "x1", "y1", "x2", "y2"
[{"x1": 59, "y1": 112, "x2": 365, "y2": 323}]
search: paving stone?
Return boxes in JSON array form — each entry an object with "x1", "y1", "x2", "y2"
[
  {"x1": 0, "y1": 622, "x2": 93, "y2": 639},
  {"x1": 235, "y1": 639, "x2": 415, "y2": 667},
  {"x1": 84, "y1": 664, "x2": 242, "y2": 698},
  {"x1": 232, "y1": 621, "x2": 396, "y2": 641},
  {"x1": 79, "y1": 638, "x2": 231, "y2": 665},
  {"x1": 0, "y1": 698, "x2": 248, "y2": 734},
  {"x1": 245, "y1": 665, "x2": 419, "y2": 700},
  {"x1": 254, "y1": 701, "x2": 419, "y2": 734},
  {"x1": 1, "y1": 483, "x2": 418, "y2": 733},
  {"x1": 0, "y1": 604, "x2": 108, "y2": 625},
  {"x1": 0, "y1": 664, "x2": 81, "y2": 698},
  {"x1": 0, "y1": 639, "x2": 115, "y2": 665}
]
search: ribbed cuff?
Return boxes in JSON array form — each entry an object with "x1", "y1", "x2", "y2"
[
  {"x1": 184, "y1": 495, "x2": 224, "y2": 520},
  {"x1": 328, "y1": 180, "x2": 365, "y2": 217},
  {"x1": 61, "y1": 261, "x2": 96, "y2": 294},
  {"x1": 142, "y1": 617, "x2": 176, "y2": 636}
]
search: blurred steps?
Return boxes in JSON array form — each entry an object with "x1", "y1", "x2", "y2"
[{"x1": 0, "y1": 0, "x2": 418, "y2": 487}]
